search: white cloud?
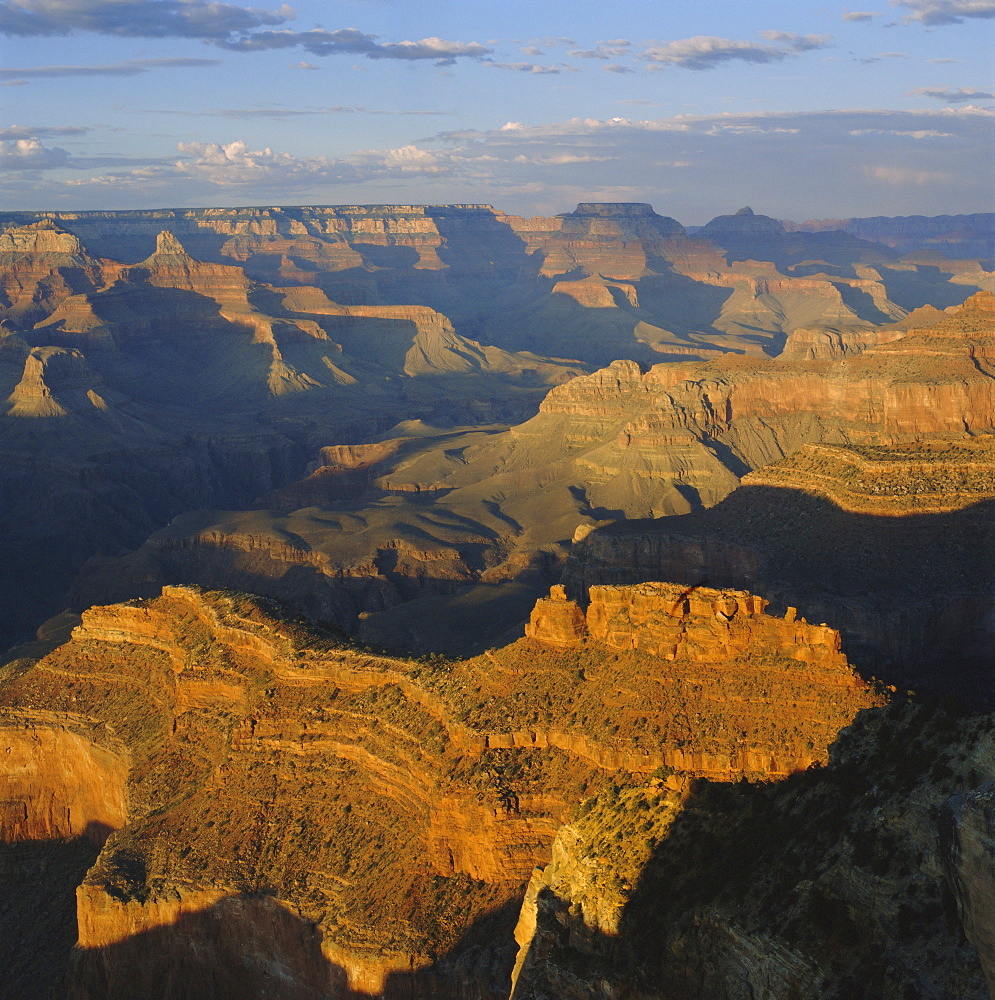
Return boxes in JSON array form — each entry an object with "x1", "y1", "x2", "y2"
[
  {"x1": 528, "y1": 36, "x2": 575, "y2": 48},
  {"x1": 371, "y1": 144, "x2": 446, "y2": 173},
  {"x1": 705, "y1": 124, "x2": 800, "y2": 134},
  {"x1": 850, "y1": 127, "x2": 953, "y2": 135},
  {"x1": 485, "y1": 61, "x2": 563, "y2": 73},
  {"x1": 842, "y1": 10, "x2": 879, "y2": 20},
  {"x1": 0, "y1": 2, "x2": 492, "y2": 65},
  {"x1": 854, "y1": 50, "x2": 908, "y2": 63},
  {"x1": 569, "y1": 42, "x2": 631, "y2": 60},
  {"x1": 220, "y1": 28, "x2": 491, "y2": 64},
  {"x1": 4, "y1": 108, "x2": 992, "y2": 221},
  {"x1": 0, "y1": 124, "x2": 88, "y2": 138},
  {"x1": 891, "y1": 0, "x2": 995, "y2": 23},
  {"x1": 642, "y1": 32, "x2": 831, "y2": 70},
  {"x1": 171, "y1": 140, "x2": 342, "y2": 185},
  {"x1": 0, "y1": 137, "x2": 68, "y2": 170}
]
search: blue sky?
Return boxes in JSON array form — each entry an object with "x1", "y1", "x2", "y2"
[{"x1": 1, "y1": 0, "x2": 993, "y2": 221}]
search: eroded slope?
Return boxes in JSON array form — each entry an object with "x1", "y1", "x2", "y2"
[
  {"x1": 0, "y1": 582, "x2": 879, "y2": 997},
  {"x1": 74, "y1": 293, "x2": 995, "y2": 656}
]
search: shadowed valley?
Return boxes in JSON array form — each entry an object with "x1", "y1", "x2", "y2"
[{"x1": 2, "y1": 204, "x2": 995, "y2": 999}]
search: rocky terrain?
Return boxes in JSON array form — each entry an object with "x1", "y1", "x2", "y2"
[
  {"x1": 1, "y1": 582, "x2": 993, "y2": 999},
  {"x1": 0, "y1": 581, "x2": 881, "y2": 998},
  {"x1": 74, "y1": 292, "x2": 995, "y2": 669},
  {"x1": 783, "y1": 212, "x2": 995, "y2": 258},
  {"x1": 511, "y1": 698, "x2": 995, "y2": 1000},
  {"x1": 1, "y1": 201, "x2": 984, "y2": 653},
  {"x1": 560, "y1": 296, "x2": 995, "y2": 696},
  {"x1": 0, "y1": 217, "x2": 585, "y2": 648},
  {"x1": 2, "y1": 203, "x2": 995, "y2": 1000}
]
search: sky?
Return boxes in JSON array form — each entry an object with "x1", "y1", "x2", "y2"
[{"x1": 1, "y1": 0, "x2": 993, "y2": 222}]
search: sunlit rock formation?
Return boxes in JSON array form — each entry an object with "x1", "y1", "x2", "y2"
[
  {"x1": 0, "y1": 579, "x2": 882, "y2": 997},
  {"x1": 74, "y1": 293, "x2": 995, "y2": 658}
]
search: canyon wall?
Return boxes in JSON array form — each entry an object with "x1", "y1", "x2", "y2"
[
  {"x1": 70, "y1": 293, "x2": 995, "y2": 659},
  {"x1": 0, "y1": 579, "x2": 882, "y2": 997},
  {"x1": 511, "y1": 702, "x2": 995, "y2": 1000}
]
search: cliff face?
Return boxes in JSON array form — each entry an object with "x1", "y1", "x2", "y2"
[
  {"x1": 4, "y1": 585, "x2": 993, "y2": 999},
  {"x1": 0, "y1": 580, "x2": 881, "y2": 997},
  {"x1": 0, "y1": 209, "x2": 989, "y2": 659},
  {"x1": 4, "y1": 204, "x2": 989, "y2": 373},
  {"x1": 784, "y1": 212, "x2": 995, "y2": 257},
  {"x1": 0, "y1": 720, "x2": 127, "y2": 844},
  {"x1": 944, "y1": 785, "x2": 995, "y2": 997},
  {"x1": 0, "y1": 218, "x2": 588, "y2": 649},
  {"x1": 2, "y1": 204, "x2": 995, "y2": 999},
  {"x1": 74, "y1": 294, "x2": 995, "y2": 657},
  {"x1": 521, "y1": 581, "x2": 875, "y2": 777},
  {"x1": 511, "y1": 702, "x2": 995, "y2": 1000},
  {"x1": 0, "y1": 221, "x2": 105, "y2": 327},
  {"x1": 564, "y1": 420, "x2": 995, "y2": 697}
]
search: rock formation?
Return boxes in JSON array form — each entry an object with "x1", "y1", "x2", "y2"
[
  {"x1": 73, "y1": 293, "x2": 995, "y2": 659},
  {"x1": 0, "y1": 218, "x2": 588, "y2": 648},
  {"x1": 1, "y1": 583, "x2": 993, "y2": 998},
  {"x1": 944, "y1": 785, "x2": 995, "y2": 996},
  {"x1": 0, "y1": 579, "x2": 883, "y2": 997},
  {"x1": 511, "y1": 698, "x2": 995, "y2": 999},
  {"x1": 2, "y1": 203, "x2": 995, "y2": 1000},
  {"x1": 783, "y1": 212, "x2": 995, "y2": 257}
]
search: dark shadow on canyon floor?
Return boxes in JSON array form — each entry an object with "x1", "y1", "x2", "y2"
[
  {"x1": 63, "y1": 892, "x2": 522, "y2": 1000},
  {"x1": 0, "y1": 838, "x2": 101, "y2": 1000}
]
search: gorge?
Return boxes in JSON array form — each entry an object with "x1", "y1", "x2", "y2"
[{"x1": 1, "y1": 202, "x2": 994, "y2": 999}]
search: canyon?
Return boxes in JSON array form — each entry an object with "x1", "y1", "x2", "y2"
[
  {"x1": 0, "y1": 582, "x2": 992, "y2": 999},
  {"x1": 2, "y1": 203, "x2": 995, "y2": 999},
  {"x1": 0, "y1": 581, "x2": 880, "y2": 997},
  {"x1": 72, "y1": 291, "x2": 995, "y2": 688}
]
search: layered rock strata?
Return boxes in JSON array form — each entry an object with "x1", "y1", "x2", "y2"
[
  {"x1": 511, "y1": 702, "x2": 995, "y2": 1000},
  {"x1": 5, "y1": 204, "x2": 989, "y2": 371},
  {"x1": 74, "y1": 294, "x2": 995, "y2": 656},
  {"x1": 0, "y1": 220, "x2": 583, "y2": 648},
  {"x1": 564, "y1": 419, "x2": 995, "y2": 697},
  {"x1": 0, "y1": 581, "x2": 880, "y2": 997}
]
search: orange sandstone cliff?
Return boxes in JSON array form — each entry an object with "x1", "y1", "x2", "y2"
[{"x1": 0, "y1": 581, "x2": 880, "y2": 997}]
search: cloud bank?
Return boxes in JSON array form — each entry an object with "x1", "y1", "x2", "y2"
[
  {"x1": 892, "y1": 0, "x2": 995, "y2": 24},
  {"x1": 0, "y1": 0, "x2": 492, "y2": 63},
  {"x1": 0, "y1": 0, "x2": 292, "y2": 38},
  {"x1": 0, "y1": 58, "x2": 221, "y2": 80},
  {"x1": 7, "y1": 107, "x2": 990, "y2": 222},
  {"x1": 911, "y1": 85, "x2": 995, "y2": 101}
]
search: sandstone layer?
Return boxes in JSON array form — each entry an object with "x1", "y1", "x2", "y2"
[
  {"x1": 2, "y1": 204, "x2": 994, "y2": 1000},
  {"x1": 1, "y1": 208, "x2": 990, "y2": 653},
  {"x1": 74, "y1": 293, "x2": 995, "y2": 659},
  {"x1": 0, "y1": 218, "x2": 583, "y2": 648},
  {"x1": 0, "y1": 581, "x2": 880, "y2": 997},
  {"x1": 511, "y1": 701, "x2": 995, "y2": 1000}
]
